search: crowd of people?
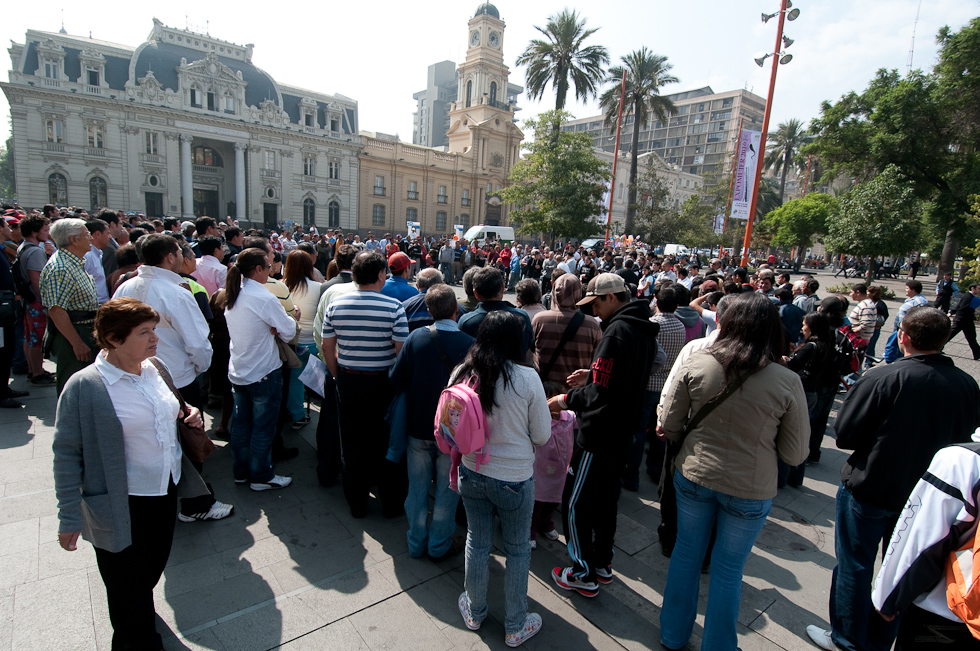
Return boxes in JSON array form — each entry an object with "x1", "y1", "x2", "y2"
[{"x1": 2, "y1": 204, "x2": 980, "y2": 650}]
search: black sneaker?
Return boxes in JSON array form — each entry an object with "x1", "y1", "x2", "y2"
[
  {"x1": 429, "y1": 536, "x2": 466, "y2": 563},
  {"x1": 29, "y1": 371, "x2": 56, "y2": 386}
]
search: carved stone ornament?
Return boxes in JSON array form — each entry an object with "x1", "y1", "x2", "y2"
[
  {"x1": 489, "y1": 152, "x2": 504, "y2": 168},
  {"x1": 138, "y1": 70, "x2": 163, "y2": 101}
]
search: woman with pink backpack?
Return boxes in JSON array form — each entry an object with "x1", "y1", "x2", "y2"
[{"x1": 449, "y1": 311, "x2": 552, "y2": 647}]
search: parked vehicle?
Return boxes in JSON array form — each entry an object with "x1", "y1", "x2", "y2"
[
  {"x1": 463, "y1": 225, "x2": 515, "y2": 246},
  {"x1": 663, "y1": 244, "x2": 691, "y2": 257}
]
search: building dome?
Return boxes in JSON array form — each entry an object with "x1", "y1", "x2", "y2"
[{"x1": 474, "y1": 2, "x2": 500, "y2": 18}]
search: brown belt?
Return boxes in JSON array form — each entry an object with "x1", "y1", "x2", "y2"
[{"x1": 339, "y1": 367, "x2": 386, "y2": 376}]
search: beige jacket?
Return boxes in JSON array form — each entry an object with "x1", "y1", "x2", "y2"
[{"x1": 660, "y1": 350, "x2": 809, "y2": 500}]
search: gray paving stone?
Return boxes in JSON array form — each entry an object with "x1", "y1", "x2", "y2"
[
  {"x1": 37, "y1": 539, "x2": 98, "y2": 580},
  {"x1": 0, "y1": 549, "x2": 37, "y2": 591},
  {"x1": 0, "y1": 490, "x2": 58, "y2": 526},
  {"x1": 613, "y1": 512, "x2": 656, "y2": 556},
  {"x1": 158, "y1": 566, "x2": 285, "y2": 633},
  {"x1": 0, "y1": 594, "x2": 12, "y2": 651},
  {"x1": 162, "y1": 628, "x2": 227, "y2": 651},
  {"x1": 277, "y1": 618, "x2": 369, "y2": 650},
  {"x1": 267, "y1": 536, "x2": 375, "y2": 594},
  {"x1": 0, "y1": 519, "x2": 38, "y2": 559},
  {"x1": 11, "y1": 569, "x2": 94, "y2": 650},
  {"x1": 208, "y1": 596, "x2": 326, "y2": 651},
  {"x1": 349, "y1": 591, "x2": 455, "y2": 651},
  {"x1": 295, "y1": 564, "x2": 400, "y2": 624}
]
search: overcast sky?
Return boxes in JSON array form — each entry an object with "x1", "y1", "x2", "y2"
[{"x1": 1, "y1": 0, "x2": 975, "y2": 144}]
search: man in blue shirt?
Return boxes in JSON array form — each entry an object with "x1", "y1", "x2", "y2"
[
  {"x1": 458, "y1": 267, "x2": 534, "y2": 363},
  {"x1": 381, "y1": 252, "x2": 419, "y2": 302},
  {"x1": 401, "y1": 268, "x2": 467, "y2": 331},
  {"x1": 948, "y1": 282, "x2": 980, "y2": 360},
  {"x1": 884, "y1": 280, "x2": 929, "y2": 363}
]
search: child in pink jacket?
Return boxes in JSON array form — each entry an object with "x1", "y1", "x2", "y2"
[{"x1": 531, "y1": 382, "x2": 576, "y2": 549}]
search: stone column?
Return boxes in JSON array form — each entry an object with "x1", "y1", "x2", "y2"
[
  {"x1": 180, "y1": 134, "x2": 193, "y2": 219},
  {"x1": 234, "y1": 143, "x2": 246, "y2": 223}
]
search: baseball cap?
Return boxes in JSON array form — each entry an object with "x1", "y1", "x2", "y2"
[
  {"x1": 576, "y1": 273, "x2": 626, "y2": 305},
  {"x1": 180, "y1": 220, "x2": 195, "y2": 230},
  {"x1": 388, "y1": 251, "x2": 411, "y2": 273},
  {"x1": 4, "y1": 215, "x2": 19, "y2": 225},
  {"x1": 699, "y1": 280, "x2": 719, "y2": 294}
]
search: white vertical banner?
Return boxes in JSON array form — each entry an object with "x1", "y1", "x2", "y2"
[
  {"x1": 406, "y1": 221, "x2": 420, "y2": 238},
  {"x1": 730, "y1": 129, "x2": 762, "y2": 220},
  {"x1": 454, "y1": 224, "x2": 464, "y2": 240}
]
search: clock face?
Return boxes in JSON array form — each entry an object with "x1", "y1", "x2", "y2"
[
  {"x1": 489, "y1": 31, "x2": 500, "y2": 48},
  {"x1": 470, "y1": 30, "x2": 480, "y2": 47}
]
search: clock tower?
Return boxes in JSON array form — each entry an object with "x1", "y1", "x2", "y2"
[{"x1": 447, "y1": 3, "x2": 523, "y2": 224}]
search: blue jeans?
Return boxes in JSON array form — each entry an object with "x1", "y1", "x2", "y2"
[
  {"x1": 439, "y1": 262, "x2": 452, "y2": 283},
  {"x1": 883, "y1": 330, "x2": 901, "y2": 363},
  {"x1": 287, "y1": 346, "x2": 311, "y2": 421},
  {"x1": 660, "y1": 473, "x2": 772, "y2": 651},
  {"x1": 230, "y1": 371, "x2": 282, "y2": 483},
  {"x1": 830, "y1": 484, "x2": 901, "y2": 651},
  {"x1": 405, "y1": 438, "x2": 460, "y2": 558},
  {"x1": 458, "y1": 465, "x2": 534, "y2": 634}
]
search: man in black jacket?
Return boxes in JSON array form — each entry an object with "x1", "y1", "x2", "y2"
[
  {"x1": 806, "y1": 306, "x2": 980, "y2": 651},
  {"x1": 548, "y1": 273, "x2": 660, "y2": 597}
]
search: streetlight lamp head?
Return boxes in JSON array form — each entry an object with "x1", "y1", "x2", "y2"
[
  {"x1": 782, "y1": 36, "x2": 794, "y2": 48},
  {"x1": 787, "y1": 7, "x2": 801, "y2": 20},
  {"x1": 762, "y1": 11, "x2": 777, "y2": 23},
  {"x1": 754, "y1": 54, "x2": 770, "y2": 67},
  {"x1": 779, "y1": 53, "x2": 794, "y2": 64},
  {"x1": 785, "y1": 0, "x2": 793, "y2": 7}
]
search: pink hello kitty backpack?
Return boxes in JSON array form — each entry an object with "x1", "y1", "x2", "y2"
[{"x1": 434, "y1": 376, "x2": 489, "y2": 491}]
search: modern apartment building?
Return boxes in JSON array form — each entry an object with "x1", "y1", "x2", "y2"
[{"x1": 562, "y1": 86, "x2": 767, "y2": 177}]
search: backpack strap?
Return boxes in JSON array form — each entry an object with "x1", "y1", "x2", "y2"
[
  {"x1": 429, "y1": 325, "x2": 455, "y2": 374},
  {"x1": 540, "y1": 311, "x2": 586, "y2": 380}
]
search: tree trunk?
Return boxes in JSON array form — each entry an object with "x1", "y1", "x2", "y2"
[
  {"x1": 778, "y1": 147, "x2": 790, "y2": 203},
  {"x1": 937, "y1": 226, "x2": 959, "y2": 281},
  {"x1": 624, "y1": 102, "x2": 641, "y2": 236}
]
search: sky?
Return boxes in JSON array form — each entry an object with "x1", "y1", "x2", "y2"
[{"x1": 1, "y1": 0, "x2": 975, "y2": 145}]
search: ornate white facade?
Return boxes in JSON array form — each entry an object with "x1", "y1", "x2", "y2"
[{"x1": 3, "y1": 19, "x2": 361, "y2": 231}]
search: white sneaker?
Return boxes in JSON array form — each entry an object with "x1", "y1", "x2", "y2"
[
  {"x1": 250, "y1": 475, "x2": 292, "y2": 491},
  {"x1": 505, "y1": 613, "x2": 542, "y2": 647},
  {"x1": 177, "y1": 500, "x2": 234, "y2": 522},
  {"x1": 543, "y1": 529, "x2": 560, "y2": 541},
  {"x1": 805, "y1": 625, "x2": 836, "y2": 650},
  {"x1": 529, "y1": 539, "x2": 537, "y2": 550}
]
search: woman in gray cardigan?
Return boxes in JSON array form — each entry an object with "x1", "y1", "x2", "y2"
[{"x1": 53, "y1": 297, "x2": 208, "y2": 651}]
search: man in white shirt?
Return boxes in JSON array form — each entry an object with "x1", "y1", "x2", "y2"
[
  {"x1": 191, "y1": 236, "x2": 227, "y2": 295},
  {"x1": 114, "y1": 234, "x2": 232, "y2": 521},
  {"x1": 83, "y1": 219, "x2": 111, "y2": 305}
]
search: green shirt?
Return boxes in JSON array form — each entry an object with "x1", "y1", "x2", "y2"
[{"x1": 40, "y1": 249, "x2": 99, "y2": 322}]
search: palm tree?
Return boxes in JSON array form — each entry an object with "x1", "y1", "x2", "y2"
[
  {"x1": 763, "y1": 118, "x2": 810, "y2": 202},
  {"x1": 515, "y1": 9, "x2": 609, "y2": 111},
  {"x1": 599, "y1": 48, "x2": 678, "y2": 235}
]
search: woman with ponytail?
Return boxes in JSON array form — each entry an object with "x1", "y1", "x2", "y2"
[{"x1": 223, "y1": 248, "x2": 298, "y2": 491}]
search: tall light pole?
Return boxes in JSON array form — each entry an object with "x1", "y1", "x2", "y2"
[
  {"x1": 606, "y1": 69, "x2": 627, "y2": 244},
  {"x1": 740, "y1": 0, "x2": 800, "y2": 267}
]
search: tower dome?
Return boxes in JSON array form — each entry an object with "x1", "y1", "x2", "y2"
[{"x1": 474, "y1": 2, "x2": 500, "y2": 18}]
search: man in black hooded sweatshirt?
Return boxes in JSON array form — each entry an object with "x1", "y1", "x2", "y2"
[{"x1": 548, "y1": 273, "x2": 660, "y2": 597}]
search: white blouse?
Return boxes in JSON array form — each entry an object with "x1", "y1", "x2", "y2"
[{"x1": 94, "y1": 353, "x2": 182, "y2": 496}]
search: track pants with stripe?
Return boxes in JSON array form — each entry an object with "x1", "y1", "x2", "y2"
[{"x1": 561, "y1": 447, "x2": 622, "y2": 583}]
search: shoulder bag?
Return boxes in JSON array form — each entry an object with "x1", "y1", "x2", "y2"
[
  {"x1": 539, "y1": 311, "x2": 586, "y2": 381},
  {"x1": 149, "y1": 357, "x2": 216, "y2": 463}
]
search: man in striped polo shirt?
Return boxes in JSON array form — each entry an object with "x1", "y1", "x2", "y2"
[{"x1": 322, "y1": 250, "x2": 409, "y2": 518}]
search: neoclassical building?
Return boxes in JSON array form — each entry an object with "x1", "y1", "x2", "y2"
[
  {"x1": 357, "y1": 2, "x2": 523, "y2": 237},
  {"x1": 3, "y1": 19, "x2": 361, "y2": 231}
]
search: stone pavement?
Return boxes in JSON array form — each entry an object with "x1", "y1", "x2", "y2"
[{"x1": 1, "y1": 269, "x2": 978, "y2": 651}]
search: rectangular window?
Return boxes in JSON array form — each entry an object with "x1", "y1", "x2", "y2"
[
  {"x1": 461, "y1": 189, "x2": 470, "y2": 206},
  {"x1": 329, "y1": 161, "x2": 340, "y2": 179},
  {"x1": 265, "y1": 151, "x2": 276, "y2": 170},
  {"x1": 207, "y1": 92, "x2": 216, "y2": 111},
  {"x1": 486, "y1": 182, "x2": 492, "y2": 194},
  {"x1": 408, "y1": 180, "x2": 418, "y2": 200},
  {"x1": 407, "y1": 207, "x2": 418, "y2": 221},
  {"x1": 374, "y1": 175, "x2": 385, "y2": 195},
  {"x1": 224, "y1": 95, "x2": 235, "y2": 113},
  {"x1": 438, "y1": 185, "x2": 447, "y2": 203},
  {"x1": 46, "y1": 119, "x2": 64, "y2": 143},
  {"x1": 304, "y1": 156, "x2": 316, "y2": 177},
  {"x1": 190, "y1": 88, "x2": 201, "y2": 108},
  {"x1": 87, "y1": 68, "x2": 99, "y2": 86},
  {"x1": 711, "y1": 110, "x2": 732, "y2": 121},
  {"x1": 459, "y1": 214, "x2": 469, "y2": 229},
  {"x1": 87, "y1": 124, "x2": 104, "y2": 149},
  {"x1": 372, "y1": 204, "x2": 385, "y2": 226},
  {"x1": 44, "y1": 60, "x2": 58, "y2": 79},
  {"x1": 436, "y1": 211, "x2": 447, "y2": 231},
  {"x1": 305, "y1": 113, "x2": 314, "y2": 127},
  {"x1": 722, "y1": 97, "x2": 734, "y2": 108},
  {"x1": 145, "y1": 132, "x2": 158, "y2": 155},
  {"x1": 330, "y1": 118, "x2": 339, "y2": 132}
]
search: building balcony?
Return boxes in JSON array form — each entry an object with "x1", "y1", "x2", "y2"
[
  {"x1": 407, "y1": 191, "x2": 418, "y2": 200},
  {"x1": 437, "y1": 195, "x2": 448, "y2": 204},
  {"x1": 461, "y1": 198, "x2": 471, "y2": 206},
  {"x1": 303, "y1": 126, "x2": 316, "y2": 134},
  {"x1": 141, "y1": 154, "x2": 163, "y2": 164},
  {"x1": 259, "y1": 168, "x2": 280, "y2": 179},
  {"x1": 85, "y1": 147, "x2": 105, "y2": 157},
  {"x1": 196, "y1": 164, "x2": 224, "y2": 175},
  {"x1": 45, "y1": 143, "x2": 66, "y2": 153},
  {"x1": 42, "y1": 78, "x2": 61, "y2": 88},
  {"x1": 373, "y1": 187, "x2": 386, "y2": 196},
  {"x1": 84, "y1": 85, "x2": 103, "y2": 95}
]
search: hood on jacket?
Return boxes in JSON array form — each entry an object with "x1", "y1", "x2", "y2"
[
  {"x1": 675, "y1": 305, "x2": 702, "y2": 328},
  {"x1": 552, "y1": 274, "x2": 582, "y2": 310},
  {"x1": 605, "y1": 299, "x2": 660, "y2": 338}
]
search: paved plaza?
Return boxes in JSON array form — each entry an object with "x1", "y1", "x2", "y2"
[{"x1": 2, "y1": 269, "x2": 978, "y2": 651}]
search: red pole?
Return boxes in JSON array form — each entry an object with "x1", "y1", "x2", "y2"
[
  {"x1": 723, "y1": 116, "x2": 745, "y2": 234},
  {"x1": 606, "y1": 69, "x2": 627, "y2": 244},
  {"x1": 741, "y1": 0, "x2": 788, "y2": 267}
]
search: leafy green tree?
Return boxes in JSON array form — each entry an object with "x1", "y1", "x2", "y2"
[
  {"x1": 515, "y1": 10, "x2": 609, "y2": 112},
  {"x1": 763, "y1": 118, "x2": 810, "y2": 202},
  {"x1": 599, "y1": 48, "x2": 678, "y2": 235},
  {"x1": 824, "y1": 166, "x2": 923, "y2": 282},
  {"x1": 500, "y1": 110, "x2": 610, "y2": 241},
  {"x1": 676, "y1": 195, "x2": 719, "y2": 249},
  {"x1": 0, "y1": 134, "x2": 15, "y2": 201},
  {"x1": 761, "y1": 193, "x2": 837, "y2": 263},
  {"x1": 630, "y1": 157, "x2": 682, "y2": 245}
]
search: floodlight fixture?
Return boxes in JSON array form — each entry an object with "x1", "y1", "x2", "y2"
[
  {"x1": 754, "y1": 54, "x2": 771, "y2": 67},
  {"x1": 787, "y1": 7, "x2": 800, "y2": 20},
  {"x1": 779, "y1": 53, "x2": 794, "y2": 64},
  {"x1": 782, "y1": 36, "x2": 794, "y2": 48}
]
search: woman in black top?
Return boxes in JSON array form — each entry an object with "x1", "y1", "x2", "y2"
[{"x1": 864, "y1": 285, "x2": 889, "y2": 367}]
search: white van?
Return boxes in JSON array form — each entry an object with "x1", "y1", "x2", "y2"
[
  {"x1": 663, "y1": 243, "x2": 691, "y2": 257},
  {"x1": 463, "y1": 225, "x2": 516, "y2": 246}
]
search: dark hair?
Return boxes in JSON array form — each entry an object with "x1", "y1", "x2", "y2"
[
  {"x1": 807, "y1": 279, "x2": 820, "y2": 293},
  {"x1": 867, "y1": 285, "x2": 882, "y2": 301},
  {"x1": 43, "y1": 204, "x2": 57, "y2": 217},
  {"x1": 723, "y1": 281, "x2": 740, "y2": 295},
  {"x1": 803, "y1": 311, "x2": 834, "y2": 345},
  {"x1": 851, "y1": 283, "x2": 867, "y2": 294},
  {"x1": 774, "y1": 286, "x2": 793, "y2": 302},
  {"x1": 454, "y1": 311, "x2": 524, "y2": 414},
  {"x1": 284, "y1": 249, "x2": 314, "y2": 295},
  {"x1": 704, "y1": 291, "x2": 724, "y2": 308},
  {"x1": 676, "y1": 266, "x2": 688, "y2": 278},
  {"x1": 472, "y1": 267, "x2": 504, "y2": 300},
  {"x1": 198, "y1": 235, "x2": 224, "y2": 257},
  {"x1": 163, "y1": 217, "x2": 180, "y2": 231},
  {"x1": 85, "y1": 219, "x2": 107, "y2": 234},
  {"x1": 242, "y1": 235, "x2": 271, "y2": 254},
  {"x1": 901, "y1": 306, "x2": 951, "y2": 351},
  {"x1": 225, "y1": 226, "x2": 242, "y2": 240},
  {"x1": 425, "y1": 284, "x2": 457, "y2": 321},
  {"x1": 542, "y1": 380, "x2": 563, "y2": 399},
  {"x1": 655, "y1": 284, "x2": 679, "y2": 313},
  {"x1": 19, "y1": 214, "x2": 49, "y2": 239},
  {"x1": 225, "y1": 248, "x2": 269, "y2": 310},
  {"x1": 98, "y1": 209, "x2": 119, "y2": 226},
  {"x1": 711, "y1": 293, "x2": 785, "y2": 383},
  {"x1": 818, "y1": 295, "x2": 849, "y2": 328},
  {"x1": 334, "y1": 243, "x2": 356, "y2": 271},
  {"x1": 906, "y1": 279, "x2": 923, "y2": 294},
  {"x1": 326, "y1": 259, "x2": 339, "y2": 280},
  {"x1": 194, "y1": 217, "x2": 217, "y2": 237},
  {"x1": 515, "y1": 278, "x2": 542, "y2": 307},
  {"x1": 114, "y1": 243, "x2": 139, "y2": 268},
  {"x1": 94, "y1": 297, "x2": 159, "y2": 351},
  {"x1": 139, "y1": 233, "x2": 179, "y2": 266},
  {"x1": 351, "y1": 250, "x2": 386, "y2": 285},
  {"x1": 296, "y1": 242, "x2": 316, "y2": 256}
]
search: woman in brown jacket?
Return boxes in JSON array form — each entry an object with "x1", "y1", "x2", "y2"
[{"x1": 657, "y1": 292, "x2": 809, "y2": 651}]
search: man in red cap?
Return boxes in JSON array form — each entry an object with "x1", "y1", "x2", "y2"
[{"x1": 381, "y1": 252, "x2": 419, "y2": 302}]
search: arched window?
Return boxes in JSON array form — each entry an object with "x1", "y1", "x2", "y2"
[
  {"x1": 466, "y1": 81, "x2": 472, "y2": 108},
  {"x1": 328, "y1": 201, "x2": 340, "y2": 228},
  {"x1": 89, "y1": 177, "x2": 107, "y2": 211},
  {"x1": 436, "y1": 211, "x2": 447, "y2": 231},
  {"x1": 372, "y1": 204, "x2": 385, "y2": 227},
  {"x1": 489, "y1": 82, "x2": 497, "y2": 106},
  {"x1": 49, "y1": 173, "x2": 68, "y2": 205},
  {"x1": 303, "y1": 198, "x2": 316, "y2": 227}
]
